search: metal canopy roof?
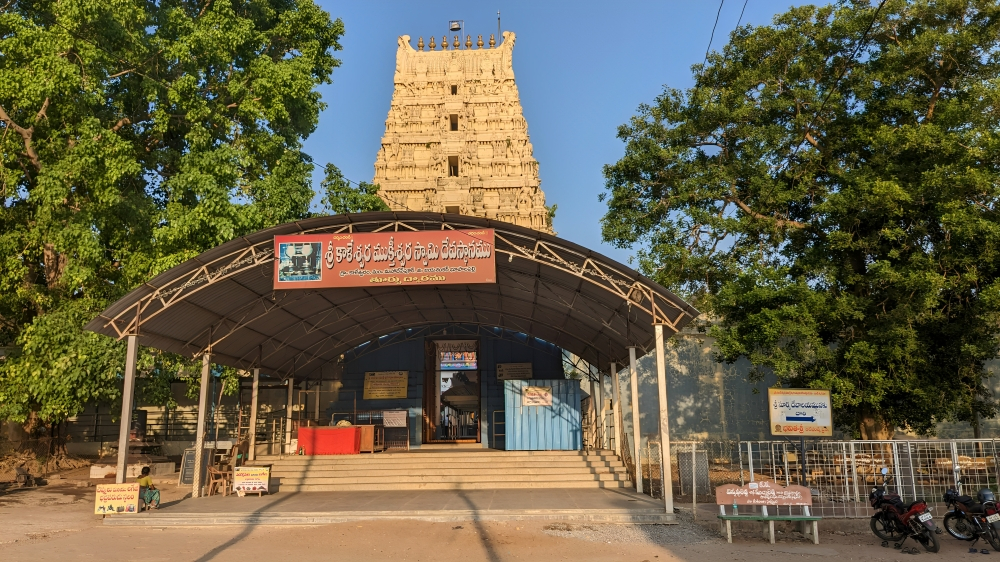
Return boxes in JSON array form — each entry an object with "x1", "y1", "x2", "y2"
[{"x1": 85, "y1": 212, "x2": 699, "y2": 379}]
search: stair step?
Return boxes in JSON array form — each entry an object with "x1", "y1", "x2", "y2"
[
  {"x1": 256, "y1": 455, "x2": 622, "y2": 466},
  {"x1": 270, "y1": 468, "x2": 626, "y2": 478},
  {"x1": 274, "y1": 473, "x2": 629, "y2": 485},
  {"x1": 276, "y1": 481, "x2": 629, "y2": 492},
  {"x1": 268, "y1": 460, "x2": 622, "y2": 470}
]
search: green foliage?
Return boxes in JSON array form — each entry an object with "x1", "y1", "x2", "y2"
[
  {"x1": 601, "y1": 0, "x2": 1000, "y2": 437},
  {"x1": 0, "y1": 0, "x2": 343, "y2": 426},
  {"x1": 320, "y1": 163, "x2": 389, "y2": 214}
]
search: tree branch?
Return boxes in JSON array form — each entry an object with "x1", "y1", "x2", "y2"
[
  {"x1": 111, "y1": 117, "x2": 131, "y2": 132},
  {"x1": 0, "y1": 99, "x2": 49, "y2": 171},
  {"x1": 108, "y1": 69, "x2": 135, "y2": 79},
  {"x1": 724, "y1": 190, "x2": 807, "y2": 229}
]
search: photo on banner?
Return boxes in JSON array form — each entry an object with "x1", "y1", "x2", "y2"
[{"x1": 273, "y1": 229, "x2": 496, "y2": 289}]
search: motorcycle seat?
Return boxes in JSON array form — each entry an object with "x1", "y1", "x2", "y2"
[{"x1": 956, "y1": 497, "x2": 986, "y2": 513}]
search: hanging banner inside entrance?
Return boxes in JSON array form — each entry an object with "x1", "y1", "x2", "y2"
[
  {"x1": 364, "y1": 371, "x2": 409, "y2": 399},
  {"x1": 273, "y1": 229, "x2": 496, "y2": 289}
]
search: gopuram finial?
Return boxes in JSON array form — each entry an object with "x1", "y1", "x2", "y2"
[
  {"x1": 442, "y1": 35, "x2": 448, "y2": 50},
  {"x1": 477, "y1": 35, "x2": 484, "y2": 49},
  {"x1": 429, "y1": 36, "x2": 436, "y2": 50},
  {"x1": 453, "y1": 35, "x2": 459, "y2": 49},
  {"x1": 489, "y1": 34, "x2": 495, "y2": 48},
  {"x1": 465, "y1": 36, "x2": 472, "y2": 49},
  {"x1": 417, "y1": 37, "x2": 424, "y2": 51}
]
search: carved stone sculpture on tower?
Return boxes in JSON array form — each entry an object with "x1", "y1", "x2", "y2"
[{"x1": 373, "y1": 31, "x2": 553, "y2": 233}]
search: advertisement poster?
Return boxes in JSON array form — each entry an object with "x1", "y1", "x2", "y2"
[
  {"x1": 497, "y1": 363, "x2": 533, "y2": 380},
  {"x1": 768, "y1": 388, "x2": 833, "y2": 436},
  {"x1": 273, "y1": 229, "x2": 496, "y2": 289},
  {"x1": 522, "y1": 386, "x2": 553, "y2": 407},
  {"x1": 233, "y1": 467, "x2": 270, "y2": 494},
  {"x1": 94, "y1": 483, "x2": 140, "y2": 515},
  {"x1": 363, "y1": 371, "x2": 409, "y2": 400}
]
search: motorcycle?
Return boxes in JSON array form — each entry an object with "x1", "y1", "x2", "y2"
[
  {"x1": 869, "y1": 467, "x2": 940, "y2": 553},
  {"x1": 942, "y1": 479, "x2": 1000, "y2": 551}
]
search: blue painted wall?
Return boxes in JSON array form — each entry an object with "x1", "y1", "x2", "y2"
[{"x1": 504, "y1": 379, "x2": 582, "y2": 451}]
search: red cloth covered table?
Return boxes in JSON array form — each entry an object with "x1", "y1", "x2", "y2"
[{"x1": 298, "y1": 427, "x2": 361, "y2": 455}]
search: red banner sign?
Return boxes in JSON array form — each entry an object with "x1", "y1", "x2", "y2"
[{"x1": 273, "y1": 229, "x2": 496, "y2": 289}]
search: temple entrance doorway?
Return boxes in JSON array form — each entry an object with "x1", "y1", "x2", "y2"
[{"x1": 424, "y1": 339, "x2": 480, "y2": 443}]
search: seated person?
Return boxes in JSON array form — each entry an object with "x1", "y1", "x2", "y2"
[{"x1": 137, "y1": 466, "x2": 160, "y2": 510}]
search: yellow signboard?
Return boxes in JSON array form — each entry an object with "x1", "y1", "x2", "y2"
[
  {"x1": 233, "y1": 466, "x2": 270, "y2": 494},
  {"x1": 522, "y1": 386, "x2": 553, "y2": 407},
  {"x1": 94, "y1": 483, "x2": 140, "y2": 515},
  {"x1": 363, "y1": 371, "x2": 409, "y2": 400}
]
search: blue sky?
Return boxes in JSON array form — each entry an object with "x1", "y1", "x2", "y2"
[{"x1": 306, "y1": 1, "x2": 806, "y2": 266}]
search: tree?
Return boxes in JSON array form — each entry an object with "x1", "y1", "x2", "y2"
[
  {"x1": 0, "y1": 0, "x2": 343, "y2": 434},
  {"x1": 320, "y1": 163, "x2": 389, "y2": 214},
  {"x1": 601, "y1": 0, "x2": 1000, "y2": 438}
]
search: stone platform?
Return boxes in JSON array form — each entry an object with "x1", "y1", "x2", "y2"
[{"x1": 103, "y1": 487, "x2": 674, "y2": 526}]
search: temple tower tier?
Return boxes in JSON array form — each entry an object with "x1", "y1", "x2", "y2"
[{"x1": 373, "y1": 31, "x2": 553, "y2": 234}]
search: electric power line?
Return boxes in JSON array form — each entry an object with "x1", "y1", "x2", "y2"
[{"x1": 702, "y1": 0, "x2": 727, "y2": 73}]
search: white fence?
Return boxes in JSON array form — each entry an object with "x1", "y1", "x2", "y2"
[{"x1": 646, "y1": 439, "x2": 1000, "y2": 518}]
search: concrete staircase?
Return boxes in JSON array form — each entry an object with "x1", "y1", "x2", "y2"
[{"x1": 254, "y1": 449, "x2": 630, "y2": 492}]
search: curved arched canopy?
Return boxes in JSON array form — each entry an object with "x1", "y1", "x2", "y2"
[{"x1": 86, "y1": 212, "x2": 699, "y2": 379}]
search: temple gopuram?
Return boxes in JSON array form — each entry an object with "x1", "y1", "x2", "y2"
[{"x1": 373, "y1": 31, "x2": 553, "y2": 234}]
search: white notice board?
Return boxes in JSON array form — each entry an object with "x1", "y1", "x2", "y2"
[{"x1": 768, "y1": 388, "x2": 832, "y2": 436}]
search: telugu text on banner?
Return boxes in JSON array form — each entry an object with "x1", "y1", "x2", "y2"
[
  {"x1": 94, "y1": 483, "x2": 140, "y2": 514},
  {"x1": 233, "y1": 467, "x2": 270, "y2": 494},
  {"x1": 273, "y1": 229, "x2": 496, "y2": 289}
]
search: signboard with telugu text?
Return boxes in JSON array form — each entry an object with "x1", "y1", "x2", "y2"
[
  {"x1": 94, "y1": 483, "x2": 140, "y2": 515},
  {"x1": 768, "y1": 388, "x2": 833, "y2": 437},
  {"x1": 233, "y1": 466, "x2": 270, "y2": 494},
  {"x1": 497, "y1": 363, "x2": 533, "y2": 380},
  {"x1": 273, "y1": 229, "x2": 496, "y2": 289},
  {"x1": 522, "y1": 386, "x2": 553, "y2": 407},
  {"x1": 363, "y1": 371, "x2": 409, "y2": 400},
  {"x1": 715, "y1": 481, "x2": 813, "y2": 506}
]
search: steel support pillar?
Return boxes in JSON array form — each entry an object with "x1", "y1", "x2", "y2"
[
  {"x1": 654, "y1": 324, "x2": 675, "y2": 514},
  {"x1": 192, "y1": 353, "x2": 211, "y2": 497},
  {"x1": 247, "y1": 368, "x2": 260, "y2": 462},
  {"x1": 610, "y1": 362, "x2": 622, "y2": 456},
  {"x1": 589, "y1": 377, "x2": 597, "y2": 451},
  {"x1": 115, "y1": 335, "x2": 139, "y2": 484},
  {"x1": 628, "y1": 346, "x2": 643, "y2": 494},
  {"x1": 597, "y1": 372, "x2": 605, "y2": 449},
  {"x1": 285, "y1": 377, "x2": 294, "y2": 454}
]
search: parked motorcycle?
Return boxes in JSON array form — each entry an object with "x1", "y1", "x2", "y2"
[
  {"x1": 869, "y1": 467, "x2": 940, "y2": 553},
  {"x1": 942, "y1": 481, "x2": 1000, "y2": 551}
]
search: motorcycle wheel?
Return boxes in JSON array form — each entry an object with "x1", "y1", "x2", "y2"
[
  {"x1": 984, "y1": 523, "x2": 1000, "y2": 552},
  {"x1": 870, "y1": 514, "x2": 905, "y2": 542},
  {"x1": 944, "y1": 512, "x2": 975, "y2": 540},
  {"x1": 915, "y1": 526, "x2": 941, "y2": 553}
]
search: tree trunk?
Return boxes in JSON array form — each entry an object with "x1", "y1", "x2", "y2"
[{"x1": 858, "y1": 408, "x2": 894, "y2": 440}]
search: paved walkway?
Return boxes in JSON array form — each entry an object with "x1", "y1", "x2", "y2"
[{"x1": 104, "y1": 487, "x2": 674, "y2": 526}]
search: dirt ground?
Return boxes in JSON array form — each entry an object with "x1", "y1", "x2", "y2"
[{"x1": 0, "y1": 473, "x2": 995, "y2": 561}]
